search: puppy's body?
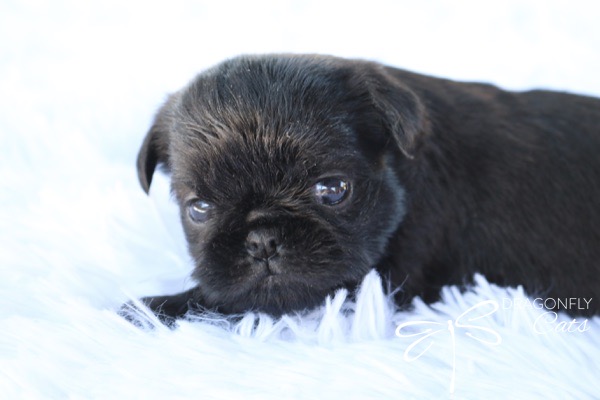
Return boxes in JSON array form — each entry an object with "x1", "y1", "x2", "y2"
[
  {"x1": 134, "y1": 54, "x2": 600, "y2": 321},
  {"x1": 381, "y1": 74, "x2": 600, "y2": 309}
]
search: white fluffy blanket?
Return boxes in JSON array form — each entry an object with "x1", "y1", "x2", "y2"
[{"x1": 2, "y1": 1, "x2": 599, "y2": 399}]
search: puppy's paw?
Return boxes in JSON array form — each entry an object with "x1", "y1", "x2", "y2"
[
  {"x1": 118, "y1": 288, "x2": 202, "y2": 329},
  {"x1": 118, "y1": 298, "x2": 179, "y2": 329}
]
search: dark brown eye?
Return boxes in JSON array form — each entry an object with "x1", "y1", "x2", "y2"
[
  {"x1": 314, "y1": 178, "x2": 350, "y2": 206},
  {"x1": 188, "y1": 200, "x2": 212, "y2": 223}
]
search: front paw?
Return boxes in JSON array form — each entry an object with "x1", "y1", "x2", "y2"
[
  {"x1": 117, "y1": 298, "x2": 177, "y2": 329},
  {"x1": 118, "y1": 288, "x2": 200, "y2": 328}
]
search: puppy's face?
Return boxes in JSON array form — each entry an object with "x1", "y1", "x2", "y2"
[{"x1": 137, "y1": 55, "x2": 426, "y2": 314}]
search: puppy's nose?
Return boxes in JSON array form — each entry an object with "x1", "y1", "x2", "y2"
[{"x1": 246, "y1": 230, "x2": 279, "y2": 260}]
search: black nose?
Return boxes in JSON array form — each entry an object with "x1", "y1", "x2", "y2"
[{"x1": 246, "y1": 230, "x2": 279, "y2": 260}]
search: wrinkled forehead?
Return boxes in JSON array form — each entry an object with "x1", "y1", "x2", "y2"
[
  {"x1": 169, "y1": 112, "x2": 362, "y2": 201},
  {"x1": 175, "y1": 58, "x2": 358, "y2": 135},
  {"x1": 167, "y1": 62, "x2": 368, "y2": 196}
]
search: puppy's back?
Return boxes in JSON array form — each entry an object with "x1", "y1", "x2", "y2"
[{"x1": 383, "y1": 65, "x2": 600, "y2": 314}]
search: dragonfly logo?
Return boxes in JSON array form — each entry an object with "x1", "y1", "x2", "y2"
[{"x1": 395, "y1": 300, "x2": 502, "y2": 394}]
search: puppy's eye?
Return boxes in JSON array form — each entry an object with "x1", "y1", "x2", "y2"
[
  {"x1": 187, "y1": 200, "x2": 212, "y2": 223},
  {"x1": 314, "y1": 178, "x2": 350, "y2": 206}
]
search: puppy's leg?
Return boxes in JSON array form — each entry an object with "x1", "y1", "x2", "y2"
[{"x1": 120, "y1": 287, "x2": 201, "y2": 328}]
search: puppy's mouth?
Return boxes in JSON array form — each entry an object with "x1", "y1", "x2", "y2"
[
  {"x1": 249, "y1": 255, "x2": 284, "y2": 277},
  {"x1": 198, "y1": 257, "x2": 331, "y2": 315},
  {"x1": 246, "y1": 257, "x2": 293, "y2": 288}
]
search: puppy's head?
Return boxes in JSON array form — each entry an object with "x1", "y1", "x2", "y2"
[{"x1": 137, "y1": 54, "x2": 426, "y2": 315}]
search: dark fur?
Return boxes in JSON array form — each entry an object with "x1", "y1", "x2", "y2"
[{"x1": 132, "y1": 54, "x2": 600, "y2": 322}]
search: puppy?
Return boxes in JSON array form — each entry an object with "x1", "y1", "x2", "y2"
[{"x1": 133, "y1": 54, "x2": 600, "y2": 321}]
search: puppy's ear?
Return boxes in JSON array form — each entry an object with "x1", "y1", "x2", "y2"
[
  {"x1": 136, "y1": 97, "x2": 174, "y2": 193},
  {"x1": 366, "y1": 66, "x2": 428, "y2": 158}
]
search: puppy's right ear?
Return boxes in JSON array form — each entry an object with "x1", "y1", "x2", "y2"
[
  {"x1": 136, "y1": 98, "x2": 174, "y2": 194},
  {"x1": 364, "y1": 64, "x2": 429, "y2": 159}
]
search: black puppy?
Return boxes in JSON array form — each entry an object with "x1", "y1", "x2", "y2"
[{"x1": 133, "y1": 54, "x2": 599, "y2": 321}]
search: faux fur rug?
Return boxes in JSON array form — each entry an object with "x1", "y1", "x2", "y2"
[{"x1": 2, "y1": 1, "x2": 600, "y2": 399}]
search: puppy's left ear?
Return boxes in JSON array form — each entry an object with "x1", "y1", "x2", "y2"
[
  {"x1": 136, "y1": 96, "x2": 175, "y2": 193},
  {"x1": 366, "y1": 65, "x2": 428, "y2": 158}
]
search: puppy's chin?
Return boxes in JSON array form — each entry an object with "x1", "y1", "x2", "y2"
[{"x1": 195, "y1": 258, "x2": 361, "y2": 315}]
